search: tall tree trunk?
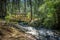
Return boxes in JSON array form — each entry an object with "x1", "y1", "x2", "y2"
[
  {"x1": 24, "y1": 0, "x2": 26, "y2": 14},
  {"x1": 29, "y1": 0, "x2": 32, "y2": 21},
  {"x1": 18, "y1": 0, "x2": 21, "y2": 12},
  {"x1": 12, "y1": 0, "x2": 15, "y2": 13},
  {"x1": 0, "y1": 0, "x2": 7, "y2": 18},
  {"x1": 54, "y1": 3, "x2": 60, "y2": 30},
  {"x1": 56, "y1": 9, "x2": 60, "y2": 30}
]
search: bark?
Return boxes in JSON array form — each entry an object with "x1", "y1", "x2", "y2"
[
  {"x1": 0, "y1": 0, "x2": 7, "y2": 18},
  {"x1": 29, "y1": 0, "x2": 32, "y2": 21}
]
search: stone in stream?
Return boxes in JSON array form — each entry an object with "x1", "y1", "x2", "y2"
[{"x1": 23, "y1": 27, "x2": 39, "y2": 39}]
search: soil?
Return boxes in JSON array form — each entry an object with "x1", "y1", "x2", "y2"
[{"x1": 0, "y1": 21, "x2": 36, "y2": 40}]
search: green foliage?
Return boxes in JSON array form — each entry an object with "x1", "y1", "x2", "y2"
[
  {"x1": 38, "y1": 0, "x2": 60, "y2": 28},
  {"x1": 29, "y1": 0, "x2": 60, "y2": 28},
  {"x1": 5, "y1": 0, "x2": 60, "y2": 29},
  {"x1": 5, "y1": 14, "x2": 18, "y2": 23},
  {"x1": 27, "y1": 12, "x2": 31, "y2": 19},
  {"x1": 5, "y1": 13, "x2": 11, "y2": 22}
]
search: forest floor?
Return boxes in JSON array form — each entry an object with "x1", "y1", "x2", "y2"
[{"x1": 0, "y1": 21, "x2": 36, "y2": 40}]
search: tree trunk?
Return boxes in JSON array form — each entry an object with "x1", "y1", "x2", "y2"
[
  {"x1": 29, "y1": 0, "x2": 32, "y2": 21},
  {"x1": 24, "y1": 0, "x2": 26, "y2": 14},
  {"x1": 0, "y1": 0, "x2": 7, "y2": 18},
  {"x1": 54, "y1": 3, "x2": 60, "y2": 30}
]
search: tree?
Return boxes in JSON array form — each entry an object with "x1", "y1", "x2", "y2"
[
  {"x1": 54, "y1": 2, "x2": 60, "y2": 30},
  {"x1": 24, "y1": 0, "x2": 26, "y2": 14},
  {"x1": 29, "y1": 0, "x2": 32, "y2": 21},
  {"x1": 0, "y1": 0, "x2": 7, "y2": 18}
]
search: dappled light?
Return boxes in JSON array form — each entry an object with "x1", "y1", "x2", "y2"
[{"x1": 0, "y1": 0, "x2": 60, "y2": 40}]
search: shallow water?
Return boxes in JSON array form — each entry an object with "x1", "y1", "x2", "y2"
[{"x1": 18, "y1": 23, "x2": 60, "y2": 40}]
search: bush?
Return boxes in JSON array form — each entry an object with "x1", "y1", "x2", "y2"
[{"x1": 38, "y1": 0, "x2": 60, "y2": 28}]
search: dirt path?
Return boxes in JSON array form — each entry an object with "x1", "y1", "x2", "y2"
[{"x1": 0, "y1": 21, "x2": 36, "y2": 40}]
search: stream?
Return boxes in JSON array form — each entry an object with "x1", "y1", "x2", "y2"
[{"x1": 12, "y1": 22, "x2": 60, "y2": 40}]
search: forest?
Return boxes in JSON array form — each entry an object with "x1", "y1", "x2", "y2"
[{"x1": 0, "y1": 0, "x2": 60, "y2": 40}]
